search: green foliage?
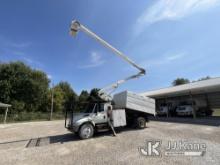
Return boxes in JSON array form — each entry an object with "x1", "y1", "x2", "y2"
[
  {"x1": 77, "y1": 88, "x2": 102, "y2": 103},
  {"x1": 197, "y1": 76, "x2": 211, "y2": 81},
  {"x1": 78, "y1": 90, "x2": 89, "y2": 103},
  {"x1": 0, "y1": 61, "x2": 50, "y2": 113},
  {"x1": 56, "y1": 81, "x2": 77, "y2": 110},
  {"x1": 172, "y1": 78, "x2": 190, "y2": 86},
  {"x1": 88, "y1": 88, "x2": 102, "y2": 102},
  {"x1": 52, "y1": 86, "x2": 65, "y2": 112},
  {"x1": 10, "y1": 100, "x2": 25, "y2": 112},
  {"x1": 173, "y1": 76, "x2": 212, "y2": 85},
  {"x1": 48, "y1": 82, "x2": 78, "y2": 113},
  {"x1": 0, "y1": 61, "x2": 107, "y2": 122},
  {"x1": 0, "y1": 111, "x2": 64, "y2": 123}
]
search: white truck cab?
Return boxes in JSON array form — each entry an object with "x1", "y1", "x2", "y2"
[{"x1": 66, "y1": 102, "x2": 112, "y2": 139}]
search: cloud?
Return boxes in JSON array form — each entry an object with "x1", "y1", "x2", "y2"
[
  {"x1": 23, "y1": 57, "x2": 34, "y2": 64},
  {"x1": 7, "y1": 50, "x2": 26, "y2": 56},
  {"x1": 0, "y1": 41, "x2": 31, "y2": 56},
  {"x1": 0, "y1": 36, "x2": 31, "y2": 49},
  {"x1": 135, "y1": 0, "x2": 220, "y2": 34},
  {"x1": 22, "y1": 57, "x2": 44, "y2": 68},
  {"x1": 166, "y1": 52, "x2": 186, "y2": 61},
  {"x1": 10, "y1": 42, "x2": 31, "y2": 48},
  {"x1": 47, "y1": 74, "x2": 52, "y2": 79},
  {"x1": 78, "y1": 51, "x2": 105, "y2": 69},
  {"x1": 140, "y1": 52, "x2": 186, "y2": 67}
]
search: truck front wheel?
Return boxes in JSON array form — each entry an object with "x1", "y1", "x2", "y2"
[
  {"x1": 135, "y1": 117, "x2": 146, "y2": 129},
  {"x1": 79, "y1": 123, "x2": 94, "y2": 139}
]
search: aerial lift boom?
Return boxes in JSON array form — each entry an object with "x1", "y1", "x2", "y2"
[{"x1": 70, "y1": 20, "x2": 146, "y2": 101}]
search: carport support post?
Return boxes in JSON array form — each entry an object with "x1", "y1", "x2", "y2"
[
  {"x1": 165, "y1": 97, "x2": 169, "y2": 118},
  {"x1": 189, "y1": 91, "x2": 196, "y2": 119},
  {"x1": 4, "y1": 107, "x2": 8, "y2": 124},
  {"x1": 205, "y1": 93, "x2": 211, "y2": 111}
]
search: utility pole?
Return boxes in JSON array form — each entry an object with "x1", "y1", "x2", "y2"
[
  {"x1": 50, "y1": 83, "x2": 54, "y2": 120},
  {"x1": 4, "y1": 107, "x2": 9, "y2": 124}
]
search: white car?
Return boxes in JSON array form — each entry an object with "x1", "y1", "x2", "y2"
[
  {"x1": 176, "y1": 105, "x2": 194, "y2": 116},
  {"x1": 157, "y1": 106, "x2": 168, "y2": 116}
]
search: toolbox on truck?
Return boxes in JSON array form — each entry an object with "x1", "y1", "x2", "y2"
[
  {"x1": 113, "y1": 91, "x2": 155, "y2": 115},
  {"x1": 112, "y1": 109, "x2": 127, "y2": 127}
]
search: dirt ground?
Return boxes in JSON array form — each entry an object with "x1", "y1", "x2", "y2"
[{"x1": 0, "y1": 118, "x2": 220, "y2": 165}]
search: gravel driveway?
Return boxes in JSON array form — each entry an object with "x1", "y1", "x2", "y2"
[{"x1": 0, "y1": 119, "x2": 219, "y2": 165}]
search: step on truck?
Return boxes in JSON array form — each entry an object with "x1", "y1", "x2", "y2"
[{"x1": 65, "y1": 91, "x2": 155, "y2": 139}]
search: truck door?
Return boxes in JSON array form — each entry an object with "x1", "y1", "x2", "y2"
[{"x1": 93, "y1": 103, "x2": 108, "y2": 124}]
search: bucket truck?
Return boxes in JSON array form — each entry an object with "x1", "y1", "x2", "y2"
[{"x1": 65, "y1": 20, "x2": 155, "y2": 139}]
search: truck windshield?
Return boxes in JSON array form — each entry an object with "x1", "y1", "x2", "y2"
[{"x1": 75, "y1": 103, "x2": 97, "y2": 113}]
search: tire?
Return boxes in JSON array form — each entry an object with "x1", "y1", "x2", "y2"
[
  {"x1": 78, "y1": 123, "x2": 94, "y2": 139},
  {"x1": 135, "y1": 117, "x2": 146, "y2": 129}
]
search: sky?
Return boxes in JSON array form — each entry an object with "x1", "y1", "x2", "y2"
[{"x1": 0, "y1": 0, "x2": 220, "y2": 94}]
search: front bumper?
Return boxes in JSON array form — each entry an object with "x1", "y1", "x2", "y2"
[{"x1": 67, "y1": 124, "x2": 80, "y2": 133}]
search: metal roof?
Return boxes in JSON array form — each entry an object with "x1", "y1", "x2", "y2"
[
  {"x1": 142, "y1": 77, "x2": 220, "y2": 99},
  {"x1": 0, "y1": 102, "x2": 11, "y2": 108}
]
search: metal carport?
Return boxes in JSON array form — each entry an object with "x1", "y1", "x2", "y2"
[{"x1": 141, "y1": 77, "x2": 220, "y2": 118}]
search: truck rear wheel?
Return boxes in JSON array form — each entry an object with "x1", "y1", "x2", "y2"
[
  {"x1": 79, "y1": 123, "x2": 94, "y2": 139},
  {"x1": 135, "y1": 117, "x2": 146, "y2": 129}
]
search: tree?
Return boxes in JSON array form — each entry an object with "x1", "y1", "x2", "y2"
[
  {"x1": 197, "y1": 76, "x2": 211, "y2": 81},
  {"x1": 55, "y1": 81, "x2": 78, "y2": 111},
  {"x1": 78, "y1": 90, "x2": 89, "y2": 103},
  {"x1": 0, "y1": 61, "x2": 50, "y2": 113},
  {"x1": 88, "y1": 88, "x2": 102, "y2": 102},
  {"x1": 172, "y1": 78, "x2": 190, "y2": 86},
  {"x1": 52, "y1": 86, "x2": 65, "y2": 112},
  {"x1": 75, "y1": 90, "x2": 89, "y2": 112}
]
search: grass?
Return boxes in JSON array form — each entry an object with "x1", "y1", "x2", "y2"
[
  {"x1": 0, "y1": 112, "x2": 65, "y2": 124},
  {"x1": 213, "y1": 109, "x2": 220, "y2": 116}
]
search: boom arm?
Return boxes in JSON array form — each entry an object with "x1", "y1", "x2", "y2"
[{"x1": 70, "y1": 20, "x2": 146, "y2": 101}]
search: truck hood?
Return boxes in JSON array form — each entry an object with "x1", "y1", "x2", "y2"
[{"x1": 72, "y1": 113, "x2": 91, "y2": 122}]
